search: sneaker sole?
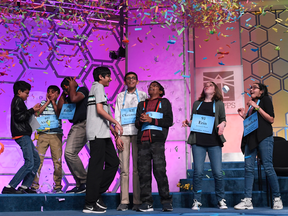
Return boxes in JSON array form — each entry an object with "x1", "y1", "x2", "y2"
[
  {"x1": 117, "y1": 208, "x2": 128, "y2": 211},
  {"x1": 273, "y1": 207, "x2": 283, "y2": 210},
  {"x1": 234, "y1": 206, "x2": 253, "y2": 210},
  {"x1": 139, "y1": 208, "x2": 154, "y2": 212},
  {"x1": 83, "y1": 209, "x2": 106, "y2": 213},
  {"x1": 162, "y1": 209, "x2": 173, "y2": 212},
  {"x1": 76, "y1": 189, "x2": 86, "y2": 194},
  {"x1": 219, "y1": 206, "x2": 228, "y2": 210}
]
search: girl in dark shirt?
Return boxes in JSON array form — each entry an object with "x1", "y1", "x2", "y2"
[
  {"x1": 234, "y1": 83, "x2": 282, "y2": 210},
  {"x1": 182, "y1": 82, "x2": 227, "y2": 210}
]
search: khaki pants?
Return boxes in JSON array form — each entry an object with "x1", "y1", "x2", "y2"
[
  {"x1": 32, "y1": 133, "x2": 63, "y2": 190},
  {"x1": 118, "y1": 135, "x2": 141, "y2": 205},
  {"x1": 65, "y1": 120, "x2": 87, "y2": 187}
]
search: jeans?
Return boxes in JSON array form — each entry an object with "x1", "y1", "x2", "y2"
[
  {"x1": 244, "y1": 135, "x2": 280, "y2": 198},
  {"x1": 192, "y1": 145, "x2": 224, "y2": 202},
  {"x1": 9, "y1": 135, "x2": 40, "y2": 188}
]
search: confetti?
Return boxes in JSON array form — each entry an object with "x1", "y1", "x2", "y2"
[
  {"x1": 174, "y1": 70, "x2": 181, "y2": 75},
  {"x1": 167, "y1": 40, "x2": 176, "y2": 44},
  {"x1": 0, "y1": 142, "x2": 4, "y2": 155},
  {"x1": 251, "y1": 48, "x2": 259, "y2": 52},
  {"x1": 218, "y1": 61, "x2": 225, "y2": 65},
  {"x1": 187, "y1": 51, "x2": 194, "y2": 53},
  {"x1": 275, "y1": 46, "x2": 280, "y2": 51},
  {"x1": 135, "y1": 28, "x2": 142, "y2": 31},
  {"x1": 182, "y1": 75, "x2": 191, "y2": 78},
  {"x1": 203, "y1": 57, "x2": 207, "y2": 60}
]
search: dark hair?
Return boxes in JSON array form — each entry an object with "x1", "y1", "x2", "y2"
[
  {"x1": 60, "y1": 77, "x2": 74, "y2": 90},
  {"x1": 198, "y1": 81, "x2": 223, "y2": 101},
  {"x1": 255, "y1": 82, "x2": 269, "y2": 99},
  {"x1": 93, "y1": 67, "x2": 111, "y2": 81},
  {"x1": 13, "y1": 81, "x2": 31, "y2": 95},
  {"x1": 125, "y1": 72, "x2": 138, "y2": 81},
  {"x1": 150, "y1": 81, "x2": 165, "y2": 97},
  {"x1": 48, "y1": 85, "x2": 60, "y2": 94}
]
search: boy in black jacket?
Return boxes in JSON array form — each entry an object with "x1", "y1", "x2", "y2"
[
  {"x1": 2, "y1": 81, "x2": 41, "y2": 194},
  {"x1": 135, "y1": 81, "x2": 173, "y2": 212}
]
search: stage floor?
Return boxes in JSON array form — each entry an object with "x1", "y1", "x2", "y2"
[{"x1": 0, "y1": 208, "x2": 288, "y2": 216}]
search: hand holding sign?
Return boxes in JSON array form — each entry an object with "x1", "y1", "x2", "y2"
[
  {"x1": 140, "y1": 112, "x2": 152, "y2": 123},
  {"x1": 182, "y1": 119, "x2": 191, "y2": 127}
]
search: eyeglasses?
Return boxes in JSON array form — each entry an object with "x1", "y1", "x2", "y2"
[
  {"x1": 250, "y1": 86, "x2": 259, "y2": 90},
  {"x1": 126, "y1": 77, "x2": 137, "y2": 81}
]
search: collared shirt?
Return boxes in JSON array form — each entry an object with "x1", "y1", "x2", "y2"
[{"x1": 115, "y1": 89, "x2": 147, "y2": 135}]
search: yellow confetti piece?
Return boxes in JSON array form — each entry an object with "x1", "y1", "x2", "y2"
[
  {"x1": 199, "y1": 45, "x2": 202, "y2": 48},
  {"x1": 272, "y1": 28, "x2": 278, "y2": 32},
  {"x1": 43, "y1": 72, "x2": 48, "y2": 74}
]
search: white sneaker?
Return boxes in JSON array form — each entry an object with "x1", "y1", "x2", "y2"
[
  {"x1": 191, "y1": 199, "x2": 202, "y2": 210},
  {"x1": 273, "y1": 197, "x2": 283, "y2": 210},
  {"x1": 234, "y1": 198, "x2": 253, "y2": 210},
  {"x1": 218, "y1": 199, "x2": 228, "y2": 209}
]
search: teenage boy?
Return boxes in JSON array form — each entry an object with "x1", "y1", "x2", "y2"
[
  {"x1": 57, "y1": 77, "x2": 89, "y2": 193},
  {"x1": 135, "y1": 81, "x2": 173, "y2": 212},
  {"x1": 83, "y1": 66, "x2": 123, "y2": 214},
  {"x1": 115, "y1": 72, "x2": 147, "y2": 211},
  {"x1": 31, "y1": 85, "x2": 63, "y2": 193},
  {"x1": 2, "y1": 81, "x2": 41, "y2": 194}
]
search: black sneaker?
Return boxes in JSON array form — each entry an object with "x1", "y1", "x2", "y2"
[
  {"x1": 66, "y1": 186, "x2": 78, "y2": 193},
  {"x1": 139, "y1": 203, "x2": 154, "y2": 212},
  {"x1": 97, "y1": 197, "x2": 107, "y2": 209},
  {"x1": 2, "y1": 186, "x2": 24, "y2": 194},
  {"x1": 18, "y1": 187, "x2": 37, "y2": 194},
  {"x1": 132, "y1": 204, "x2": 141, "y2": 211},
  {"x1": 162, "y1": 203, "x2": 173, "y2": 212},
  {"x1": 76, "y1": 184, "x2": 86, "y2": 194},
  {"x1": 53, "y1": 188, "x2": 63, "y2": 194},
  {"x1": 83, "y1": 204, "x2": 106, "y2": 214}
]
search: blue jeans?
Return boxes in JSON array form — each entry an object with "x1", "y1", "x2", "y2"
[
  {"x1": 9, "y1": 135, "x2": 40, "y2": 188},
  {"x1": 192, "y1": 145, "x2": 224, "y2": 202},
  {"x1": 244, "y1": 135, "x2": 280, "y2": 198}
]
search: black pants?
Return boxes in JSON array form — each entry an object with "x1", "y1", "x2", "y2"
[
  {"x1": 85, "y1": 138, "x2": 119, "y2": 205},
  {"x1": 137, "y1": 141, "x2": 172, "y2": 205}
]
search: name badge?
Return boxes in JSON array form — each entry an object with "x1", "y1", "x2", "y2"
[
  {"x1": 190, "y1": 114, "x2": 215, "y2": 134},
  {"x1": 121, "y1": 107, "x2": 137, "y2": 125},
  {"x1": 243, "y1": 112, "x2": 258, "y2": 137},
  {"x1": 59, "y1": 103, "x2": 76, "y2": 120},
  {"x1": 37, "y1": 115, "x2": 59, "y2": 130},
  {"x1": 141, "y1": 112, "x2": 163, "y2": 131}
]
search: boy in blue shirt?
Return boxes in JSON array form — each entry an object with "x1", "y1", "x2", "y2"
[
  {"x1": 2, "y1": 81, "x2": 41, "y2": 194},
  {"x1": 31, "y1": 85, "x2": 63, "y2": 193}
]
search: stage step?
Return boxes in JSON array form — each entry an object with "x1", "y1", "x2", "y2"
[
  {"x1": 200, "y1": 162, "x2": 245, "y2": 169},
  {"x1": 187, "y1": 168, "x2": 265, "y2": 178}
]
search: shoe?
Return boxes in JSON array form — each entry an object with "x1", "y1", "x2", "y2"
[
  {"x1": 139, "y1": 203, "x2": 154, "y2": 212},
  {"x1": 117, "y1": 204, "x2": 128, "y2": 211},
  {"x1": 234, "y1": 198, "x2": 253, "y2": 210},
  {"x1": 2, "y1": 186, "x2": 24, "y2": 194},
  {"x1": 162, "y1": 203, "x2": 173, "y2": 212},
  {"x1": 132, "y1": 204, "x2": 141, "y2": 211},
  {"x1": 83, "y1": 204, "x2": 106, "y2": 214},
  {"x1": 218, "y1": 199, "x2": 228, "y2": 209},
  {"x1": 18, "y1": 187, "x2": 37, "y2": 194},
  {"x1": 66, "y1": 184, "x2": 86, "y2": 194},
  {"x1": 273, "y1": 197, "x2": 283, "y2": 210},
  {"x1": 53, "y1": 188, "x2": 63, "y2": 194},
  {"x1": 191, "y1": 199, "x2": 202, "y2": 210},
  {"x1": 97, "y1": 197, "x2": 107, "y2": 209}
]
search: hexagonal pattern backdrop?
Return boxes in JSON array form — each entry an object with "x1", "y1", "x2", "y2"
[
  {"x1": 240, "y1": 10, "x2": 288, "y2": 139},
  {"x1": 0, "y1": 15, "x2": 125, "y2": 193}
]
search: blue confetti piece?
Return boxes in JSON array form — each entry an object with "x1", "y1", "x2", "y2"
[
  {"x1": 203, "y1": 57, "x2": 207, "y2": 60},
  {"x1": 182, "y1": 75, "x2": 191, "y2": 78},
  {"x1": 245, "y1": 155, "x2": 251, "y2": 159},
  {"x1": 187, "y1": 50, "x2": 194, "y2": 53},
  {"x1": 144, "y1": 12, "x2": 150, "y2": 16},
  {"x1": 218, "y1": 61, "x2": 225, "y2": 65},
  {"x1": 251, "y1": 48, "x2": 259, "y2": 52},
  {"x1": 196, "y1": 190, "x2": 202, "y2": 193},
  {"x1": 247, "y1": 93, "x2": 251, "y2": 97},
  {"x1": 231, "y1": 41, "x2": 236, "y2": 44},
  {"x1": 246, "y1": 17, "x2": 251, "y2": 22},
  {"x1": 135, "y1": 28, "x2": 142, "y2": 31},
  {"x1": 218, "y1": 32, "x2": 221, "y2": 36},
  {"x1": 167, "y1": 40, "x2": 176, "y2": 44},
  {"x1": 174, "y1": 70, "x2": 181, "y2": 75},
  {"x1": 250, "y1": 78, "x2": 255, "y2": 81}
]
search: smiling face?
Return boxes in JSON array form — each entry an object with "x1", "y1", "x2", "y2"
[
  {"x1": 148, "y1": 82, "x2": 163, "y2": 97},
  {"x1": 18, "y1": 89, "x2": 29, "y2": 101},
  {"x1": 250, "y1": 83, "x2": 263, "y2": 99},
  {"x1": 203, "y1": 82, "x2": 215, "y2": 96},
  {"x1": 99, "y1": 73, "x2": 112, "y2": 87},
  {"x1": 124, "y1": 74, "x2": 139, "y2": 89}
]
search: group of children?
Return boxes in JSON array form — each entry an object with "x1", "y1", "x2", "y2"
[{"x1": 1, "y1": 67, "x2": 174, "y2": 213}]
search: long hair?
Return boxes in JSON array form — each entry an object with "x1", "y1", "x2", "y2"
[
  {"x1": 198, "y1": 81, "x2": 223, "y2": 101},
  {"x1": 254, "y1": 82, "x2": 269, "y2": 99}
]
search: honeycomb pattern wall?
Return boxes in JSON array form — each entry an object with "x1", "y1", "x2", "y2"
[
  {"x1": 0, "y1": 15, "x2": 126, "y2": 192},
  {"x1": 240, "y1": 11, "x2": 288, "y2": 139}
]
